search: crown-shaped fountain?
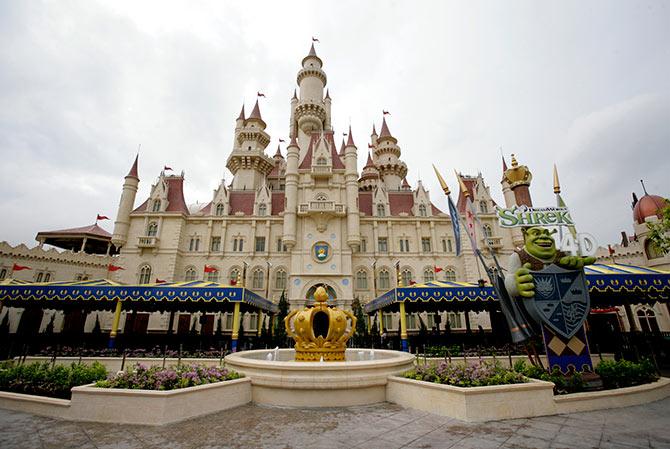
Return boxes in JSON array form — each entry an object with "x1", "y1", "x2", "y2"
[{"x1": 284, "y1": 286, "x2": 357, "y2": 361}]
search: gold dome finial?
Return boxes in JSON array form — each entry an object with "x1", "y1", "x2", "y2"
[
  {"x1": 314, "y1": 286, "x2": 328, "y2": 303},
  {"x1": 510, "y1": 154, "x2": 519, "y2": 167}
]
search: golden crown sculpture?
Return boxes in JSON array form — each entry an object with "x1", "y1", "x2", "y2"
[
  {"x1": 284, "y1": 286, "x2": 357, "y2": 361},
  {"x1": 503, "y1": 154, "x2": 533, "y2": 188}
]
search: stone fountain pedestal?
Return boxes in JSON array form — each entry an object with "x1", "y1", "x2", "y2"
[{"x1": 224, "y1": 348, "x2": 415, "y2": 407}]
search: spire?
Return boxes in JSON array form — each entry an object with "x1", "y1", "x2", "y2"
[
  {"x1": 127, "y1": 154, "x2": 139, "y2": 178},
  {"x1": 292, "y1": 89, "x2": 297, "y2": 100},
  {"x1": 371, "y1": 123, "x2": 377, "y2": 136},
  {"x1": 346, "y1": 125, "x2": 355, "y2": 146},
  {"x1": 248, "y1": 99, "x2": 262, "y2": 121},
  {"x1": 553, "y1": 164, "x2": 561, "y2": 194},
  {"x1": 237, "y1": 104, "x2": 245, "y2": 121},
  {"x1": 402, "y1": 177, "x2": 410, "y2": 189},
  {"x1": 632, "y1": 192, "x2": 639, "y2": 208},
  {"x1": 325, "y1": 89, "x2": 331, "y2": 100},
  {"x1": 365, "y1": 151, "x2": 374, "y2": 168},
  {"x1": 502, "y1": 154, "x2": 508, "y2": 172},
  {"x1": 274, "y1": 145, "x2": 282, "y2": 158},
  {"x1": 308, "y1": 43, "x2": 317, "y2": 57},
  {"x1": 379, "y1": 117, "x2": 392, "y2": 138},
  {"x1": 339, "y1": 139, "x2": 346, "y2": 156}
]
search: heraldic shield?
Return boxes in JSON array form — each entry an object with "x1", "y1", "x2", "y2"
[{"x1": 526, "y1": 264, "x2": 591, "y2": 339}]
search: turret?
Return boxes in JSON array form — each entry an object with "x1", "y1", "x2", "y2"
[
  {"x1": 344, "y1": 126, "x2": 361, "y2": 249},
  {"x1": 324, "y1": 89, "x2": 332, "y2": 131},
  {"x1": 370, "y1": 124, "x2": 378, "y2": 147},
  {"x1": 112, "y1": 155, "x2": 140, "y2": 249},
  {"x1": 295, "y1": 44, "x2": 329, "y2": 152},
  {"x1": 374, "y1": 117, "x2": 407, "y2": 191},
  {"x1": 282, "y1": 135, "x2": 300, "y2": 249},
  {"x1": 358, "y1": 151, "x2": 380, "y2": 191},
  {"x1": 226, "y1": 100, "x2": 274, "y2": 190}
]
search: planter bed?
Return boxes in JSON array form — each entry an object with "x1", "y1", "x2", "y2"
[{"x1": 0, "y1": 377, "x2": 252, "y2": 425}]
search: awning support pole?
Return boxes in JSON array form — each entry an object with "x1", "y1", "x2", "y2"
[
  {"x1": 257, "y1": 310, "x2": 263, "y2": 337},
  {"x1": 399, "y1": 301, "x2": 408, "y2": 352},
  {"x1": 378, "y1": 310, "x2": 384, "y2": 336},
  {"x1": 231, "y1": 302, "x2": 241, "y2": 352},
  {"x1": 108, "y1": 300, "x2": 123, "y2": 348}
]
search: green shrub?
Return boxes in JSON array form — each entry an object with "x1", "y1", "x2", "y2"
[
  {"x1": 595, "y1": 358, "x2": 658, "y2": 389},
  {"x1": 0, "y1": 361, "x2": 107, "y2": 399},
  {"x1": 512, "y1": 360, "x2": 586, "y2": 395},
  {"x1": 95, "y1": 363, "x2": 242, "y2": 391}
]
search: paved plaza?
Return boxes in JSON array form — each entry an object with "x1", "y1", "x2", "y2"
[{"x1": 1, "y1": 398, "x2": 669, "y2": 449}]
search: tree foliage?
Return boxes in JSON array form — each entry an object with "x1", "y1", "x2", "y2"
[
  {"x1": 646, "y1": 205, "x2": 670, "y2": 255},
  {"x1": 274, "y1": 290, "x2": 289, "y2": 346}
]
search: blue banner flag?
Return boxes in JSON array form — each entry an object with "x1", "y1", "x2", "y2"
[{"x1": 447, "y1": 196, "x2": 462, "y2": 256}]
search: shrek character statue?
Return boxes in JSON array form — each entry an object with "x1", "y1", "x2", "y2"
[{"x1": 504, "y1": 226, "x2": 596, "y2": 300}]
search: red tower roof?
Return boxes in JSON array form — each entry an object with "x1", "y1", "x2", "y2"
[
  {"x1": 379, "y1": 117, "x2": 392, "y2": 139},
  {"x1": 248, "y1": 99, "x2": 263, "y2": 121},
  {"x1": 127, "y1": 154, "x2": 139, "y2": 178},
  {"x1": 633, "y1": 194, "x2": 668, "y2": 224}
]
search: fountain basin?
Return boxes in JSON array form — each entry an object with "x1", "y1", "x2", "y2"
[{"x1": 224, "y1": 348, "x2": 415, "y2": 407}]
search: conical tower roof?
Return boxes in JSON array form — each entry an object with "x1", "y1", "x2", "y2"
[
  {"x1": 248, "y1": 99, "x2": 263, "y2": 121},
  {"x1": 127, "y1": 154, "x2": 139, "y2": 178},
  {"x1": 346, "y1": 125, "x2": 355, "y2": 146},
  {"x1": 379, "y1": 117, "x2": 392, "y2": 139},
  {"x1": 237, "y1": 104, "x2": 245, "y2": 121}
]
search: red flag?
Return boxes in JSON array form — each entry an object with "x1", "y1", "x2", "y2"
[
  {"x1": 107, "y1": 264, "x2": 124, "y2": 272},
  {"x1": 312, "y1": 36, "x2": 320, "y2": 42},
  {"x1": 204, "y1": 265, "x2": 218, "y2": 273},
  {"x1": 155, "y1": 278, "x2": 166, "y2": 283},
  {"x1": 278, "y1": 138, "x2": 285, "y2": 143},
  {"x1": 257, "y1": 92, "x2": 265, "y2": 97},
  {"x1": 464, "y1": 198, "x2": 478, "y2": 252},
  {"x1": 367, "y1": 143, "x2": 374, "y2": 148},
  {"x1": 164, "y1": 166, "x2": 173, "y2": 171},
  {"x1": 383, "y1": 110, "x2": 390, "y2": 115},
  {"x1": 434, "y1": 266, "x2": 443, "y2": 273},
  {"x1": 608, "y1": 245, "x2": 615, "y2": 256},
  {"x1": 96, "y1": 214, "x2": 109, "y2": 221},
  {"x1": 12, "y1": 263, "x2": 31, "y2": 271},
  {"x1": 230, "y1": 279, "x2": 237, "y2": 286},
  {"x1": 409, "y1": 280, "x2": 416, "y2": 285}
]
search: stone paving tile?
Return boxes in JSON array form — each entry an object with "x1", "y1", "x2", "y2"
[{"x1": 1, "y1": 398, "x2": 670, "y2": 449}]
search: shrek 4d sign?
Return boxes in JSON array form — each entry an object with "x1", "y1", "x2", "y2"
[{"x1": 496, "y1": 205, "x2": 575, "y2": 228}]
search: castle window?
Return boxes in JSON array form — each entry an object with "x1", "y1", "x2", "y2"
[
  {"x1": 399, "y1": 238, "x2": 410, "y2": 252},
  {"x1": 444, "y1": 268, "x2": 456, "y2": 282},
  {"x1": 189, "y1": 237, "x2": 200, "y2": 252},
  {"x1": 356, "y1": 270, "x2": 368, "y2": 290},
  {"x1": 211, "y1": 237, "x2": 221, "y2": 252},
  {"x1": 36, "y1": 272, "x2": 43, "y2": 282},
  {"x1": 138, "y1": 265, "x2": 152, "y2": 284},
  {"x1": 276, "y1": 238, "x2": 287, "y2": 252},
  {"x1": 378, "y1": 270, "x2": 390, "y2": 290},
  {"x1": 44, "y1": 273, "x2": 51, "y2": 282},
  {"x1": 147, "y1": 222, "x2": 158, "y2": 237},
  {"x1": 0, "y1": 268, "x2": 6, "y2": 280},
  {"x1": 207, "y1": 267, "x2": 219, "y2": 282},
  {"x1": 447, "y1": 239, "x2": 453, "y2": 252},
  {"x1": 480, "y1": 201, "x2": 488, "y2": 214},
  {"x1": 483, "y1": 224, "x2": 493, "y2": 238},
  {"x1": 637, "y1": 308, "x2": 660, "y2": 333},
  {"x1": 258, "y1": 204, "x2": 267, "y2": 216},
  {"x1": 252, "y1": 269, "x2": 264, "y2": 289},
  {"x1": 215, "y1": 203, "x2": 225, "y2": 216},
  {"x1": 448, "y1": 312, "x2": 462, "y2": 329},
  {"x1": 376, "y1": 204, "x2": 385, "y2": 217},
  {"x1": 184, "y1": 267, "x2": 197, "y2": 281},
  {"x1": 360, "y1": 238, "x2": 367, "y2": 253},
  {"x1": 441, "y1": 239, "x2": 447, "y2": 252},
  {"x1": 382, "y1": 312, "x2": 394, "y2": 331},
  {"x1": 316, "y1": 193, "x2": 328, "y2": 201},
  {"x1": 152, "y1": 200, "x2": 161, "y2": 212},
  {"x1": 401, "y1": 269, "x2": 413, "y2": 286},
  {"x1": 423, "y1": 269, "x2": 434, "y2": 282},
  {"x1": 255, "y1": 237, "x2": 266, "y2": 252},
  {"x1": 378, "y1": 237, "x2": 388, "y2": 253},
  {"x1": 316, "y1": 157, "x2": 327, "y2": 165},
  {"x1": 421, "y1": 237, "x2": 431, "y2": 252},
  {"x1": 275, "y1": 269, "x2": 287, "y2": 290},
  {"x1": 233, "y1": 238, "x2": 244, "y2": 252},
  {"x1": 229, "y1": 268, "x2": 240, "y2": 285},
  {"x1": 418, "y1": 204, "x2": 427, "y2": 217}
]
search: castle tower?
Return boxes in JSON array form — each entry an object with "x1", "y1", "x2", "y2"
[
  {"x1": 374, "y1": 117, "x2": 407, "y2": 191},
  {"x1": 502, "y1": 153, "x2": 533, "y2": 247},
  {"x1": 293, "y1": 44, "x2": 330, "y2": 154},
  {"x1": 112, "y1": 155, "x2": 139, "y2": 250},
  {"x1": 226, "y1": 100, "x2": 275, "y2": 190},
  {"x1": 344, "y1": 126, "x2": 361, "y2": 250},
  {"x1": 358, "y1": 151, "x2": 380, "y2": 191},
  {"x1": 282, "y1": 135, "x2": 300, "y2": 249}
]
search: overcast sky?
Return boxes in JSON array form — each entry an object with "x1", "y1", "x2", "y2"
[{"x1": 1, "y1": 0, "x2": 668, "y2": 248}]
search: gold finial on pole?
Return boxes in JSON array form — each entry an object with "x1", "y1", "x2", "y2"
[
  {"x1": 454, "y1": 170, "x2": 470, "y2": 198},
  {"x1": 432, "y1": 164, "x2": 450, "y2": 196},
  {"x1": 553, "y1": 163, "x2": 561, "y2": 194}
]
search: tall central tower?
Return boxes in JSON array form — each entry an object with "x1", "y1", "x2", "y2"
[{"x1": 291, "y1": 44, "x2": 331, "y2": 157}]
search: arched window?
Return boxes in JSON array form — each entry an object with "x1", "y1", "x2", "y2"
[
  {"x1": 215, "y1": 203, "x2": 225, "y2": 216},
  {"x1": 423, "y1": 268, "x2": 434, "y2": 282},
  {"x1": 207, "y1": 267, "x2": 219, "y2": 282},
  {"x1": 252, "y1": 269, "x2": 264, "y2": 289},
  {"x1": 316, "y1": 157, "x2": 327, "y2": 165},
  {"x1": 376, "y1": 204, "x2": 385, "y2": 217},
  {"x1": 258, "y1": 204, "x2": 267, "y2": 216},
  {"x1": 189, "y1": 237, "x2": 200, "y2": 252},
  {"x1": 138, "y1": 265, "x2": 152, "y2": 284},
  {"x1": 184, "y1": 267, "x2": 197, "y2": 281},
  {"x1": 480, "y1": 201, "x2": 488, "y2": 214},
  {"x1": 483, "y1": 224, "x2": 493, "y2": 238},
  {"x1": 147, "y1": 222, "x2": 158, "y2": 237},
  {"x1": 152, "y1": 200, "x2": 161, "y2": 212},
  {"x1": 418, "y1": 204, "x2": 427, "y2": 217},
  {"x1": 401, "y1": 269, "x2": 412, "y2": 287},
  {"x1": 356, "y1": 270, "x2": 368, "y2": 290},
  {"x1": 645, "y1": 239, "x2": 665, "y2": 260},
  {"x1": 44, "y1": 273, "x2": 50, "y2": 282},
  {"x1": 378, "y1": 270, "x2": 390, "y2": 290},
  {"x1": 444, "y1": 268, "x2": 456, "y2": 282},
  {"x1": 0, "y1": 268, "x2": 6, "y2": 280},
  {"x1": 229, "y1": 268, "x2": 240, "y2": 285},
  {"x1": 36, "y1": 272, "x2": 43, "y2": 282},
  {"x1": 275, "y1": 269, "x2": 287, "y2": 290},
  {"x1": 637, "y1": 308, "x2": 660, "y2": 333},
  {"x1": 316, "y1": 193, "x2": 328, "y2": 201}
]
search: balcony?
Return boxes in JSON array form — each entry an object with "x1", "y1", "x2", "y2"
[
  {"x1": 138, "y1": 236, "x2": 159, "y2": 248},
  {"x1": 298, "y1": 201, "x2": 346, "y2": 216},
  {"x1": 481, "y1": 236, "x2": 503, "y2": 249},
  {"x1": 311, "y1": 165, "x2": 332, "y2": 178}
]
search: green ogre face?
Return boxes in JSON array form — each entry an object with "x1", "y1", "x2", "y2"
[{"x1": 523, "y1": 226, "x2": 557, "y2": 260}]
